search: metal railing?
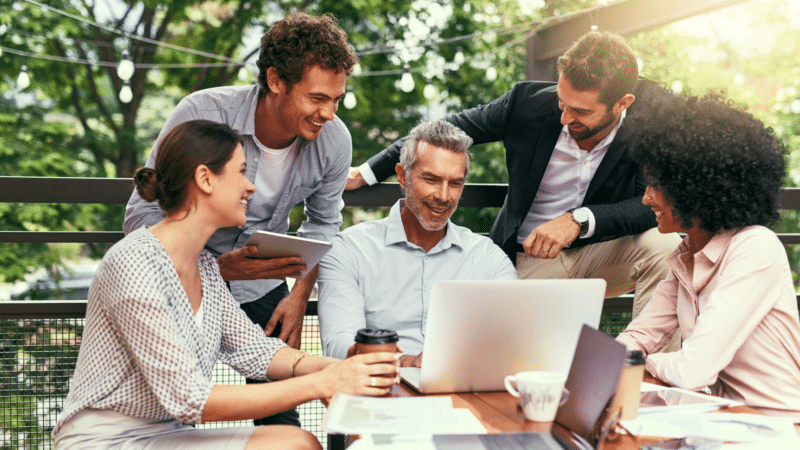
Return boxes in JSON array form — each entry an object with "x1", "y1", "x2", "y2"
[{"x1": 2, "y1": 176, "x2": 800, "y2": 449}]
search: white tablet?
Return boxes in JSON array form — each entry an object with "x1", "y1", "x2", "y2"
[
  {"x1": 243, "y1": 231, "x2": 332, "y2": 279},
  {"x1": 639, "y1": 388, "x2": 732, "y2": 413}
]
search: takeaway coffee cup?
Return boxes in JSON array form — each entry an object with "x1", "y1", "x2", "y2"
[
  {"x1": 354, "y1": 328, "x2": 399, "y2": 356},
  {"x1": 610, "y1": 350, "x2": 646, "y2": 420},
  {"x1": 504, "y1": 371, "x2": 569, "y2": 422}
]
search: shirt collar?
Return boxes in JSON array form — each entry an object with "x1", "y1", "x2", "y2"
[
  {"x1": 384, "y1": 199, "x2": 462, "y2": 252},
  {"x1": 694, "y1": 229, "x2": 736, "y2": 264},
  {"x1": 668, "y1": 228, "x2": 738, "y2": 293},
  {"x1": 247, "y1": 86, "x2": 309, "y2": 152},
  {"x1": 237, "y1": 85, "x2": 261, "y2": 136}
]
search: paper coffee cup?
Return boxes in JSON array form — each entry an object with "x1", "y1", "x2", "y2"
[
  {"x1": 354, "y1": 328, "x2": 399, "y2": 356},
  {"x1": 610, "y1": 350, "x2": 646, "y2": 419},
  {"x1": 504, "y1": 371, "x2": 568, "y2": 422}
]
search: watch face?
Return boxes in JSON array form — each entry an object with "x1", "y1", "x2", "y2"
[{"x1": 572, "y1": 209, "x2": 589, "y2": 223}]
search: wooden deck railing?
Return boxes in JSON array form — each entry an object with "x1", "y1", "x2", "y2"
[{"x1": 2, "y1": 175, "x2": 800, "y2": 315}]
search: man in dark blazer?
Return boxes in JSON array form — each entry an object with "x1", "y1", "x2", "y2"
[{"x1": 346, "y1": 31, "x2": 681, "y2": 338}]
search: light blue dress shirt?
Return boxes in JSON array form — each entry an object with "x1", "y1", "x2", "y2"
[{"x1": 317, "y1": 200, "x2": 517, "y2": 359}]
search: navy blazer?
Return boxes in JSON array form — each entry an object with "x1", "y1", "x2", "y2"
[{"x1": 367, "y1": 78, "x2": 670, "y2": 261}]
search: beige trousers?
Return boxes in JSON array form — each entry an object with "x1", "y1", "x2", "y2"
[{"x1": 516, "y1": 228, "x2": 682, "y2": 351}]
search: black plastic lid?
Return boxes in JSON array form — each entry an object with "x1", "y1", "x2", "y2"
[
  {"x1": 626, "y1": 350, "x2": 645, "y2": 365},
  {"x1": 355, "y1": 328, "x2": 399, "y2": 344}
]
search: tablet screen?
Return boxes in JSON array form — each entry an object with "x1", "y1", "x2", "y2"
[
  {"x1": 640, "y1": 389, "x2": 720, "y2": 408},
  {"x1": 244, "y1": 231, "x2": 332, "y2": 278}
]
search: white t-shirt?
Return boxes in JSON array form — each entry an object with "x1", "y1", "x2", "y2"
[
  {"x1": 244, "y1": 137, "x2": 298, "y2": 296},
  {"x1": 247, "y1": 137, "x2": 298, "y2": 225}
]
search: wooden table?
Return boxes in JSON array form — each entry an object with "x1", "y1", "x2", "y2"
[{"x1": 330, "y1": 372, "x2": 782, "y2": 450}]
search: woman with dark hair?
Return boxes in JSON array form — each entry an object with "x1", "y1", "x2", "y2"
[
  {"x1": 53, "y1": 120, "x2": 399, "y2": 449},
  {"x1": 616, "y1": 92, "x2": 800, "y2": 420}
]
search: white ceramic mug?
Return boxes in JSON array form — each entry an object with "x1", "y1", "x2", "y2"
[{"x1": 504, "y1": 371, "x2": 569, "y2": 422}]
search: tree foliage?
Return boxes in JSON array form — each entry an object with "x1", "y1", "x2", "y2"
[
  {"x1": 2, "y1": 0, "x2": 800, "y2": 284},
  {"x1": 0, "y1": 0, "x2": 537, "y2": 280}
]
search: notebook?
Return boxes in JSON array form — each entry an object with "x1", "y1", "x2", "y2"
[
  {"x1": 400, "y1": 279, "x2": 606, "y2": 394},
  {"x1": 432, "y1": 324, "x2": 628, "y2": 450}
]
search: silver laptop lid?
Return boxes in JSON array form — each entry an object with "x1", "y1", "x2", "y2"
[
  {"x1": 555, "y1": 324, "x2": 627, "y2": 445},
  {"x1": 416, "y1": 279, "x2": 606, "y2": 394}
]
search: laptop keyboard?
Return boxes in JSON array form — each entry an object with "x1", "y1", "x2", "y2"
[{"x1": 477, "y1": 433, "x2": 552, "y2": 450}]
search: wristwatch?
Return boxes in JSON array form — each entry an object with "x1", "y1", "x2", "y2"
[{"x1": 568, "y1": 207, "x2": 590, "y2": 238}]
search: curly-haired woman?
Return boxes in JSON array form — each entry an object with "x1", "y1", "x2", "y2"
[{"x1": 616, "y1": 92, "x2": 800, "y2": 420}]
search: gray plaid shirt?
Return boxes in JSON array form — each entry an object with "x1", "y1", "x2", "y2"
[{"x1": 54, "y1": 228, "x2": 287, "y2": 435}]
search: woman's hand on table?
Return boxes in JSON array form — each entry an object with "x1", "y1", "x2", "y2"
[{"x1": 318, "y1": 352, "x2": 400, "y2": 399}]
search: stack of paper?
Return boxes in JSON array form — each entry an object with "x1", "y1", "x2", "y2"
[{"x1": 323, "y1": 394, "x2": 486, "y2": 435}]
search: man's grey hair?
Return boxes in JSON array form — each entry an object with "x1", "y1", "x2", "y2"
[{"x1": 399, "y1": 121, "x2": 472, "y2": 177}]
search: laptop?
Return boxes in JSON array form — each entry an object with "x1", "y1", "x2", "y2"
[
  {"x1": 431, "y1": 324, "x2": 628, "y2": 450},
  {"x1": 401, "y1": 279, "x2": 606, "y2": 394}
]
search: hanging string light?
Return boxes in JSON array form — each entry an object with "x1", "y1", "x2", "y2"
[
  {"x1": 17, "y1": 65, "x2": 30, "y2": 89},
  {"x1": 791, "y1": 97, "x2": 800, "y2": 114},
  {"x1": 485, "y1": 67, "x2": 498, "y2": 82},
  {"x1": 119, "y1": 79, "x2": 132, "y2": 103},
  {"x1": 237, "y1": 66, "x2": 250, "y2": 82},
  {"x1": 423, "y1": 79, "x2": 438, "y2": 100},
  {"x1": 116, "y1": 50, "x2": 134, "y2": 80},
  {"x1": 453, "y1": 47, "x2": 465, "y2": 66},
  {"x1": 343, "y1": 86, "x2": 357, "y2": 109},
  {"x1": 671, "y1": 79, "x2": 683, "y2": 94},
  {"x1": 400, "y1": 65, "x2": 415, "y2": 93}
]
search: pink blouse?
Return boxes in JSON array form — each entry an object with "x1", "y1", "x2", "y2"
[{"x1": 617, "y1": 226, "x2": 800, "y2": 421}]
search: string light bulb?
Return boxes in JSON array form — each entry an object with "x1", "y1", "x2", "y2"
[
  {"x1": 343, "y1": 86, "x2": 357, "y2": 109},
  {"x1": 423, "y1": 79, "x2": 438, "y2": 100},
  {"x1": 238, "y1": 66, "x2": 250, "y2": 82},
  {"x1": 454, "y1": 48, "x2": 465, "y2": 66},
  {"x1": 791, "y1": 98, "x2": 800, "y2": 114},
  {"x1": 352, "y1": 63, "x2": 362, "y2": 77},
  {"x1": 400, "y1": 66, "x2": 415, "y2": 93},
  {"x1": 671, "y1": 79, "x2": 683, "y2": 94},
  {"x1": 486, "y1": 67, "x2": 498, "y2": 82},
  {"x1": 17, "y1": 65, "x2": 30, "y2": 89},
  {"x1": 117, "y1": 50, "x2": 134, "y2": 81},
  {"x1": 119, "y1": 80, "x2": 133, "y2": 103}
]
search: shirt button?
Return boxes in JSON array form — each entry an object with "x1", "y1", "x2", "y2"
[{"x1": 253, "y1": 157, "x2": 259, "y2": 163}]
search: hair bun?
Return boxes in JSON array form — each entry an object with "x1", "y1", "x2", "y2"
[{"x1": 133, "y1": 167, "x2": 161, "y2": 203}]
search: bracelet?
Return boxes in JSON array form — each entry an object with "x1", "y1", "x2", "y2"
[{"x1": 291, "y1": 352, "x2": 310, "y2": 378}]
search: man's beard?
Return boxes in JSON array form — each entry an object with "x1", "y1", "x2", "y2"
[
  {"x1": 568, "y1": 110, "x2": 618, "y2": 142},
  {"x1": 403, "y1": 178, "x2": 458, "y2": 231}
]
